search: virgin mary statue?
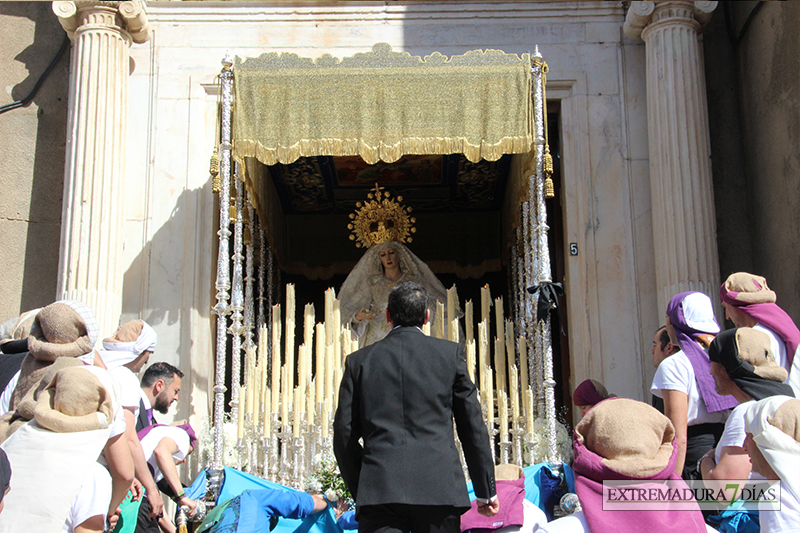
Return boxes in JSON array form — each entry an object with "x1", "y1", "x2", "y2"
[{"x1": 338, "y1": 185, "x2": 450, "y2": 348}]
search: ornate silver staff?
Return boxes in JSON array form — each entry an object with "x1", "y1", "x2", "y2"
[
  {"x1": 530, "y1": 47, "x2": 559, "y2": 465},
  {"x1": 208, "y1": 53, "x2": 234, "y2": 504}
]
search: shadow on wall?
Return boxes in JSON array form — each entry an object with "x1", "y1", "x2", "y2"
[
  {"x1": 0, "y1": 3, "x2": 70, "y2": 312},
  {"x1": 121, "y1": 183, "x2": 217, "y2": 427}
]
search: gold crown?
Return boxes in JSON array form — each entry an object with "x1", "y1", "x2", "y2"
[{"x1": 348, "y1": 184, "x2": 416, "y2": 248}]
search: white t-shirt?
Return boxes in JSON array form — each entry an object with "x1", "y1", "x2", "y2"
[
  {"x1": 140, "y1": 426, "x2": 190, "y2": 483},
  {"x1": 651, "y1": 350, "x2": 729, "y2": 425},
  {"x1": 760, "y1": 480, "x2": 800, "y2": 533},
  {"x1": 713, "y1": 401, "x2": 765, "y2": 481},
  {"x1": 0, "y1": 370, "x2": 20, "y2": 414},
  {"x1": 755, "y1": 323, "x2": 800, "y2": 398},
  {"x1": 61, "y1": 462, "x2": 112, "y2": 533},
  {"x1": 109, "y1": 366, "x2": 141, "y2": 414}
]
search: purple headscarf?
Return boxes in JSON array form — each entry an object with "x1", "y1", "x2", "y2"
[
  {"x1": 720, "y1": 273, "x2": 800, "y2": 366},
  {"x1": 666, "y1": 292, "x2": 737, "y2": 413}
]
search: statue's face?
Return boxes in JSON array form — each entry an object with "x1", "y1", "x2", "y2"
[{"x1": 379, "y1": 248, "x2": 398, "y2": 270}]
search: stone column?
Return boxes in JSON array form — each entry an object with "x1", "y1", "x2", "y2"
[
  {"x1": 52, "y1": 1, "x2": 150, "y2": 334},
  {"x1": 625, "y1": 1, "x2": 722, "y2": 316}
]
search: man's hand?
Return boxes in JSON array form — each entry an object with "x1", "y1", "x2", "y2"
[
  {"x1": 147, "y1": 489, "x2": 165, "y2": 519},
  {"x1": 477, "y1": 498, "x2": 500, "y2": 517},
  {"x1": 130, "y1": 478, "x2": 143, "y2": 502}
]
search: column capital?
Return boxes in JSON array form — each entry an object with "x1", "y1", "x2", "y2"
[
  {"x1": 52, "y1": 1, "x2": 151, "y2": 44},
  {"x1": 624, "y1": 1, "x2": 717, "y2": 40}
]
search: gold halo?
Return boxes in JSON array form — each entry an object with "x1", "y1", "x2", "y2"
[{"x1": 348, "y1": 183, "x2": 416, "y2": 248}]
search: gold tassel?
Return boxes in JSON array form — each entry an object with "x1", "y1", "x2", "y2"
[
  {"x1": 543, "y1": 147, "x2": 555, "y2": 199},
  {"x1": 545, "y1": 177, "x2": 555, "y2": 199},
  {"x1": 210, "y1": 148, "x2": 221, "y2": 193}
]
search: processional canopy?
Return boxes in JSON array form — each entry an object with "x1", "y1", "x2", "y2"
[{"x1": 232, "y1": 43, "x2": 535, "y2": 166}]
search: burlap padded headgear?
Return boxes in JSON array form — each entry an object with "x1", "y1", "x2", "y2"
[
  {"x1": 724, "y1": 273, "x2": 777, "y2": 305},
  {"x1": 27, "y1": 303, "x2": 93, "y2": 362},
  {"x1": 575, "y1": 398, "x2": 675, "y2": 478},
  {"x1": 495, "y1": 463, "x2": 524, "y2": 481},
  {"x1": 33, "y1": 367, "x2": 113, "y2": 433},
  {"x1": 736, "y1": 328, "x2": 788, "y2": 382},
  {"x1": 103, "y1": 320, "x2": 144, "y2": 344},
  {"x1": 768, "y1": 398, "x2": 800, "y2": 442}
]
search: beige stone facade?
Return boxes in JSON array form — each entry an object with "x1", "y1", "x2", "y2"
[{"x1": 1, "y1": 1, "x2": 799, "y2": 437}]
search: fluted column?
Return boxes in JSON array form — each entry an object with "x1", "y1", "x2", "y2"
[
  {"x1": 625, "y1": 1, "x2": 720, "y2": 315},
  {"x1": 53, "y1": 1, "x2": 150, "y2": 334}
]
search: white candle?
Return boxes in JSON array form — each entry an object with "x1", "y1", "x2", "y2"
[
  {"x1": 316, "y1": 323, "x2": 325, "y2": 401},
  {"x1": 304, "y1": 304, "x2": 315, "y2": 351},
  {"x1": 495, "y1": 297, "x2": 505, "y2": 351},
  {"x1": 271, "y1": 305, "x2": 281, "y2": 414},
  {"x1": 466, "y1": 340, "x2": 476, "y2": 383},
  {"x1": 325, "y1": 342, "x2": 334, "y2": 405},
  {"x1": 293, "y1": 387, "x2": 303, "y2": 437},
  {"x1": 481, "y1": 285, "x2": 491, "y2": 325},
  {"x1": 321, "y1": 399, "x2": 330, "y2": 438},
  {"x1": 422, "y1": 321, "x2": 431, "y2": 336},
  {"x1": 263, "y1": 388, "x2": 271, "y2": 437},
  {"x1": 505, "y1": 321, "x2": 515, "y2": 385},
  {"x1": 478, "y1": 321, "x2": 489, "y2": 392},
  {"x1": 286, "y1": 284, "x2": 295, "y2": 391},
  {"x1": 237, "y1": 385, "x2": 246, "y2": 439},
  {"x1": 307, "y1": 378, "x2": 315, "y2": 426},
  {"x1": 434, "y1": 301, "x2": 445, "y2": 339},
  {"x1": 325, "y1": 289, "x2": 334, "y2": 344},
  {"x1": 526, "y1": 387, "x2": 534, "y2": 436},
  {"x1": 510, "y1": 365, "x2": 520, "y2": 422},
  {"x1": 281, "y1": 366, "x2": 289, "y2": 425},
  {"x1": 499, "y1": 390, "x2": 508, "y2": 441},
  {"x1": 465, "y1": 300, "x2": 474, "y2": 343},
  {"x1": 486, "y1": 365, "x2": 494, "y2": 428},
  {"x1": 494, "y1": 337, "x2": 506, "y2": 395},
  {"x1": 447, "y1": 285, "x2": 456, "y2": 340}
]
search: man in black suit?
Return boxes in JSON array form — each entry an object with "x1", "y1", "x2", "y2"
[{"x1": 334, "y1": 282, "x2": 499, "y2": 533}]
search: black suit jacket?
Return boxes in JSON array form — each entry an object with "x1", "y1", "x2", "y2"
[{"x1": 333, "y1": 326, "x2": 495, "y2": 510}]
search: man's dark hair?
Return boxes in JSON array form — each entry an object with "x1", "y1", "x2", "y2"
[
  {"x1": 656, "y1": 326, "x2": 671, "y2": 351},
  {"x1": 141, "y1": 362, "x2": 184, "y2": 387},
  {"x1": 387, "y1": 282, "x2": 428, "y2": 328}
]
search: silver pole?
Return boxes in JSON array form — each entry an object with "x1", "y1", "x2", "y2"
[
  {"x1": 244, "y1": 193, "x2": 256, "y2": 354},
  {"x1": 211, "y1": 53, "x2": 233, "y2": 470},
  {"x1": 531, "y1": 47, "x2": 559, "y2": 464},
  {"x1": 229, "y1": 164, "x2": 245, "y2": 425}
]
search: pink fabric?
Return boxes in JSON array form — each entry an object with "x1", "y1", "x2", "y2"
[
  {"x1": 572, "y1": 379, "x2": 605, "y2": 406},
  {"x1": 720, "y1": 284, "x2": 800, "y2": 366},
  {"x1": 667, "y1": 292, "x2": 737, "y2": 413},
  {"x1": 461, "y1": 474, "x2": 526, "y2": 532},
  {"x1": 572, "y1": 419, "x2": 707, "y2": 533}
]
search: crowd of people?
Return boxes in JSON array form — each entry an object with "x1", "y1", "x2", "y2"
[
  {"x1": 0, "y1": 301, "x2": 196, "y2": 533},
  {"x1": 570, "y1": 272, "x2": 800, "y2": 533},
  {"x1": 1, "y1": 270, "x2": 800, "y2": 533}
]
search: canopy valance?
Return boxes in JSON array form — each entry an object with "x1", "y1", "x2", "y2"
[{"x1": 232, "y1": 43, "x2": 534, "y2": 166}]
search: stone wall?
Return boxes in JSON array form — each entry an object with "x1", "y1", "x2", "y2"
[
  {"x1": 707, "y1": 1, "x2": 800, "y2": 321},
  {"x1": 0, "y1": 2, "x2": 67, "y2": 319}
]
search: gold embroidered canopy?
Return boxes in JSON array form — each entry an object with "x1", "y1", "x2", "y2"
[{"x1": 232, "y1": 43, "x2": 534, "y2": 166}]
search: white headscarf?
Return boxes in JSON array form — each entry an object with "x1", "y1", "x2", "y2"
[
  {"x1": 743, "y1": 395, "x2": 800, "y2": 502},
  {"x1": 99, "y1": 320, "x2": 157, "y2": 369}
]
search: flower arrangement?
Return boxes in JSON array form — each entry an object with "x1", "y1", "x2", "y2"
[
  {"x1": 303, "y1": 448, "x2": 352, "y2": 505},
  {"x1": 195, "y1": 416, "x2": 246, "y2": 469},
  {"x1": 525, "y1": 415, "x2": 573, "y2": 465}
]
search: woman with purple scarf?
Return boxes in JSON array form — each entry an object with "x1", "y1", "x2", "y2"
[
  {"x1": 651, "y1": 292, "x2": 736, "y2": 479},
  {"x1": 720, "y1": 272, "x2": 800, "y2": 397}
]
